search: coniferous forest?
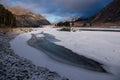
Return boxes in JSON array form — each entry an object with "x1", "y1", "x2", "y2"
[{"x1": 0, "y1": 4, "x2": 16, "y2": 27}]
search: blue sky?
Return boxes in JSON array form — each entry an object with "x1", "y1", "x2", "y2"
[{"x1": 0, "y1": 0, "x2": 112, "y2": 23}]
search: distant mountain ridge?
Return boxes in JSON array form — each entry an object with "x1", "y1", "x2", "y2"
[
  {"x1": 72, "y1": 16, "x2": 89, "y2": 22},
  {"x1": 6, "y1": 7, "x2": 50, "y2": 27}
]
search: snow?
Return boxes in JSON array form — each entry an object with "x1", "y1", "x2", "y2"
[
  {"x1": 79, "y1": 27, "x2": 120, "y2": 31},
  {"x1": 10, "y1": 27, "x2": 120, "y2": 80},
  {"x1": 0, "y1": 29, "x2": 65, "y2": 80}
]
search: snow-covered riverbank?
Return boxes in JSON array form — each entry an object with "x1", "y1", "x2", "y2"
[
  {"x1": 0, "y1": 28, "x2": 66, "y2": 80},
  {"x1": 10, "y1": 27, "x2": 120, "y2": 80}
]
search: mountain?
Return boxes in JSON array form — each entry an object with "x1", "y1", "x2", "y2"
[
  {"x1": 72, "y1": 16, "x2": 89, "y2": 22},
  {"x1": 0, "y1": 4, "x2": 16, "y2": 27},
  {"x1": 90, "y1": 0, "x2": 120, "y2": 26},
  {"x1": 6, "y1": 7, "x2": 50, "y2": 27}
]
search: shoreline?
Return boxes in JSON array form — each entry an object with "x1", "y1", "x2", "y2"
[{"x1": 0, "y1": 28, "x2": 67, "y2": 80}]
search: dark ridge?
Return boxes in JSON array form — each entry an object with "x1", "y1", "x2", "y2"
[{"x1": 90, "y1": 0, "x2": 120, "y2": 25}]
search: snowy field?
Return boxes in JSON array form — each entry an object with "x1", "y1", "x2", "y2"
[{"x1": 10, "y1": 27, "x2": 120, "y2": 80}]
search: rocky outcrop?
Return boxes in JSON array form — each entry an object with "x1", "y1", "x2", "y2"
[
  {"x1": 7, "y1": 7, "x2": 50, "y2": 27},
  {"x1": 0, "y1": 4, "x2": 16, "y2": 27}
]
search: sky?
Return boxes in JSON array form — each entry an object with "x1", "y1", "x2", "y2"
[{"x1": 0, "y1": 0, "x2": 113, "y2": 23}]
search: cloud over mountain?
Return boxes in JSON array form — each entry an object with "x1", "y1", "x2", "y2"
[{"x1": 0, "y1": 0, "x2": 113, "y2": 22}]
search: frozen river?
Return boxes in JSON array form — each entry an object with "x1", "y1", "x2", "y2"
[{"x1": 10, "y1": 27, "x2": 120, "y2": 80}]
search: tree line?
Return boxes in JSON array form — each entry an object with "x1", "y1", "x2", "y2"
[
  {"x1": 55, "y1": 21, "x2": 74, "y2": 27},
  {"x1": 0, "y1": 4, "x2": 16, "y2": 27}
]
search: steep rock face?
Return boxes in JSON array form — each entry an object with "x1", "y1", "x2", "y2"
[
  {"x1": 7, "y1": 7, "x2": 50, "y2": 27},
  {"x1": 0, "y1": 4, "x2": 16, "y2": 27},
  {"x1": 91, "y1": 0, "x2": 120, "y2": 25}
]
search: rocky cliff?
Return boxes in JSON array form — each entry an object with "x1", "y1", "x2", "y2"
[
  {"x1": 0, "y1": 4, "x2": 16, "y2": 27},
  {"x1": 7, "y1": 7, "x2": 50, "y2": 27}
]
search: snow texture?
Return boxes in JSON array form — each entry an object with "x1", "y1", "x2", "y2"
[
  {"x1": 10, "y1": 27, "x2": 120, "y2": 80},
  {"x1": 0, "y1": 29, "x2": 66, "y2": 80}
]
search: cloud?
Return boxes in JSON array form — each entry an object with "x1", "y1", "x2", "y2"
[
  {"x1": 51, "y1": 0, "x2": 112, "y2": 16},
  {"x1": 0, "y1": 0, "x2": 10, "y2": 4},
  {"x1": 34, "y1": 0, "x2": 112, "y2": 17},
  {"x1": 1, "y1": 0, "x2": 113, "y2": 22},
  {"x1": 9, "y1": 1, "x2": 39, "y2": 10}
]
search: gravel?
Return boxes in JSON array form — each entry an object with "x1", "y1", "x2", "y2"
[{"x1": 0, "y1": 28, "x2": 68, "y2": 80}]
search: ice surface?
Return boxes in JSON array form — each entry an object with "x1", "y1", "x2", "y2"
[{"x1": 10, "y1": 27, "x2": 120, "y2": 80}]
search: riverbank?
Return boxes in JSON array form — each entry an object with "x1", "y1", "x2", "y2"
[{"x1": 0, "y1": 28, "x2": 67, "y2": 80}]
